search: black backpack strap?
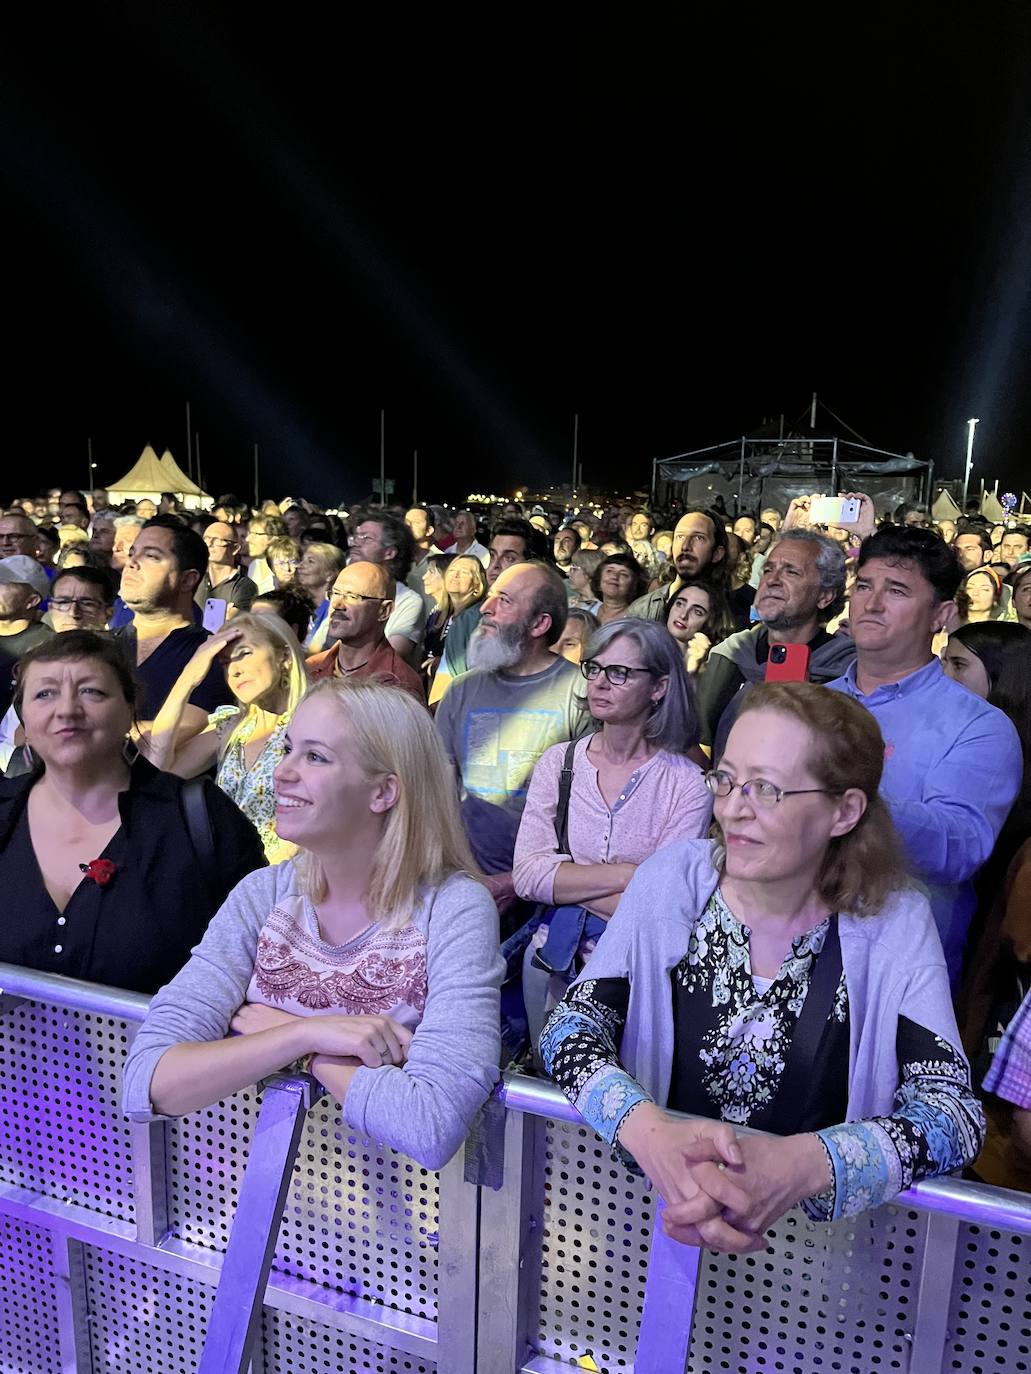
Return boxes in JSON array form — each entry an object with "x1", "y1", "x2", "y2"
[
  {"x1": 180, "y1": 776, "x2": 217, "y2": 897},
  {"x1": 553, "y1": 738, "x2": 580, "y2": 854},
  {"x1": 750, "y1": 915, "x2": 842, "y2": 1134}
]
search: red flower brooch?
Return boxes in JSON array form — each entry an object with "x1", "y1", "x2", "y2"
[{"x1": 79, "y1": 859, "x2": 116, "y2": 886}]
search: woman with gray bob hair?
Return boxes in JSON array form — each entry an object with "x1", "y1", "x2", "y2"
[
  {"x1": 508, "y1": 617, "x2": 712, "y2": 1057},
  {"x1": 583, "y1": 616, "x2": 700, "y2": 751}
]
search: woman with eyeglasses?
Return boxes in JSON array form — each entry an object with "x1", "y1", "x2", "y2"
[
  {"x1": 509, "y1": 619, "x2": 711, "y2": 1055},
  {"x1": 264, "y1": 535, "x2": 304, "y2": 590},
  {"x1": 541, "y1": 681, "x2": 983, "y2": 1251}
]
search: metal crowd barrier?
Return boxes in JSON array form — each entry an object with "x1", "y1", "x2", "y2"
[{"x1": 2, "y1": 962, "x2": 1031, "y2": 1374}]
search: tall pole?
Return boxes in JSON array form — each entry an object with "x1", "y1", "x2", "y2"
[
  {"x1": 253, "y1": 444, "x2": 259, "y2": 508},
  {"x1": 572, "y1": 413, "x2": 579, "y2": 496},
  {"x1": 186, "y1": 401, "x2": 193, "y2": 483},
  {"x1": 810, "y1": 392, "x2": 817, "y2": 429},
  {"x1": 379, "y1": 409, "x2": 386, "y2": 507},
  {"x1": 961, "y1": 417, "x2": 979, "y2": 513}
]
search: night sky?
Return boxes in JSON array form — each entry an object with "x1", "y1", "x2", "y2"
[{"x1": 6, "y1": 6, "x2": 1031, "y2": 506}]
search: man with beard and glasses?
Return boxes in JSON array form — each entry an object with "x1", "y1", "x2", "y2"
[
  {"x1": 695, "y1": 530, "x2": 857, "y2": 751},
  {"x1": 627, "y1": 507, "x2": 730, "y2": 621},
  {"x1": 435, "y1": 562, "x2": 591, "y2": 917},
  {"x1": 305, "y1": 561, "x2": 424, "y2": 701}
]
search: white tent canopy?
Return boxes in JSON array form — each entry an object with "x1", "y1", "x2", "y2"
[{"x1": 106, "y1": 445, "x2": 211, "y2": 509}]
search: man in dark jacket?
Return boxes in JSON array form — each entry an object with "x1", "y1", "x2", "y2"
[{"x1": 696, "y1": 529, "x2": 856, "y2": 751}]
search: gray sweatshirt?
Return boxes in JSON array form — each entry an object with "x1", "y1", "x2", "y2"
[{"x1": 122, "y1": 862, "x2": 504, "y2": 1171}]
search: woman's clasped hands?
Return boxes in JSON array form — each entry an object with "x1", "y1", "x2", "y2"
[{"x1": 617, "y1": 1104, "x2": 832, "y2": 1253}]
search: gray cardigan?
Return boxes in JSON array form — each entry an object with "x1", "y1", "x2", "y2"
[
  {"x1": 572, "y1": 838, "x2": 967, "y2": 1119},
  {"x1": 122, "y1": 862, "x2": 504, "y2": 1171}
]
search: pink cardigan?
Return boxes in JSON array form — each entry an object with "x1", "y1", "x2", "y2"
[{"x1": 512, "y1": 736, "x2": 713, "y2": 904}]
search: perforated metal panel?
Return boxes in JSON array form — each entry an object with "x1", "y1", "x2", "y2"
[
  {"x1": 0, "y1": 998, "x2": 135, "y2": 1221},
  {"x1": 262, "y1": 1307, "x2": 436, "y2": 1373},
  {"x1": 536, "y1": 1117, "x2": 653, "y2": 1370},
  {"x1": 0, "y1": 1215, "x2": 63, "y2": 1373},
  {"x1": 168, "y1": 1084, "x2": 440, "y2": 1319},
  {"x1": 945, "y1": 1222, "x2": 1031, "y2": 1373},
  {"x1": 83, "y1": 1244, "x2": 214, "y2": 1373},
  {"x1": 687, "y1": 1202, "x2": 927, "y2": 1374},
  {"x1": 276, "y1": 1092, "x2": 439, "y2": 1318}
]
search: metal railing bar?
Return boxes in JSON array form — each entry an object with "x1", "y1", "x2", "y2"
[
  {"x1": 495, "y1": 1071, "x2": 1031, "y2": 1233},
  {"x1": 0, "y1": 963, "x2": 150, "y2": 1022}
]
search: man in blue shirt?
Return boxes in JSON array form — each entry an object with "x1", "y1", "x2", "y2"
[{"x1": 828, "y1": 525, "x2": 1022, "y2": 983}]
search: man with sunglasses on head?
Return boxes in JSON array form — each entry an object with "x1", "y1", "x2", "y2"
[
  {"x1": 435, "y1": 562, "x2": 591, "y2": 918},
  {"x1": 305, "y1": 562, "x2": 424, "y2": 701}
]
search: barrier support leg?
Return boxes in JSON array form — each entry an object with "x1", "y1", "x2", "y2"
[
  {"x1": 197, "y1": 1074, "x2": 322, "y2": 1374},
  {"x1": 908, "y1": 1210, "x2": 960, "y2": 1374},
  {"x1": 475, "y1": 1102, "x2": 543, "y2": 1374},
  {"x1": 634, "y1": 1201, "x2": 704, "y2": 1373}
]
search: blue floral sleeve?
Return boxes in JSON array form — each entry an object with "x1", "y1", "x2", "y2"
[
  {"x1": 803, "y1": 1015, "x2": 985, "y2": 1221},
  {"x1": 540, "y1": 977, "x2": 653, "y2": 1155}
]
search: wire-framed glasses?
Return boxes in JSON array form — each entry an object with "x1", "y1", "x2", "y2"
[{"x1": 704, "y1": 770, "x2": 844, "y2": 807}]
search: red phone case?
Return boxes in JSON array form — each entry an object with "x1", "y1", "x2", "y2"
[{"x1": 764, "y1": 643, "x2": 811, "y2": 683}]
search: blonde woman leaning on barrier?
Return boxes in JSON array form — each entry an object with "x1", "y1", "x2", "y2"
[
  {"x1": 145, "y1": 612, "x2": 307, "y2": 862},
  {"x1": 123, "y1": 679, "x2": 504, "y2": 1171},
  {"x1": 541, "y1": 683, "x2": 985, "y2": 1252}
]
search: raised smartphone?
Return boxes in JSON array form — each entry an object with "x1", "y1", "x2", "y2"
[
  {"x1": 203, "y1": 598, "x2": 228, "y2": 632},
  {"x1": 810, "y1": 496, "x2": 861, "y2": 526}
]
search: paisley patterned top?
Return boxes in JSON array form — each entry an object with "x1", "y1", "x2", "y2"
[
  {"x1": 245, "y1": 896, "x2": 428, "y2": 1029},
  {"x1": 210, "y1": 706, "x2": 295, "y2": 863},
  {"x1": 542, "y1": 889, "x2": 985, "y2": 1221}
]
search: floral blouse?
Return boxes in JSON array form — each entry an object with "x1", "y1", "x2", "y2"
[
  {"x1": 541, "y1": 889, "x2": 985, "y2": 1221},
  {"x1": 210, "y1": 706, "x2": 295, "y2": 864}
]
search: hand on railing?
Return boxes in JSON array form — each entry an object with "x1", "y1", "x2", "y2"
[
  {"x1": 616, "y1": 1104, "x2": 759, "y2": 1251},
  {"x1": 662, "y1": 1131, "x2": 832, "y2": 1250}
]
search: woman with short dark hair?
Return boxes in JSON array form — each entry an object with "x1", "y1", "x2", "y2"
[{"x1": 0, "y1": 631, "x2": 265, "y2": 993}]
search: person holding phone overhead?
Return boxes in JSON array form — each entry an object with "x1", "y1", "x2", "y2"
[{"x1": 695, "y1": 530, "x2": 856, "y2": 754}]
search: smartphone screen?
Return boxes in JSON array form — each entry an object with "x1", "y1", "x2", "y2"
[{"x1": 203, "y1": 598, "x2": 228, "y2": 633}]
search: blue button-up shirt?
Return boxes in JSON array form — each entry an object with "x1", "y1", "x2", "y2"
[{"x1": 827, "y1": 657, "x2": 1023, "y2": 983}]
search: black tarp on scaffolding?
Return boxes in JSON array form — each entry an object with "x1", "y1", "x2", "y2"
[{"x1": 653, "y1": 436, "x2": 933, "y2": 516}]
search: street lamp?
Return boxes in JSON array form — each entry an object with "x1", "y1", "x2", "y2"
[{"x1": 961, "y1": 417, "x2": 979, "y2": 513}]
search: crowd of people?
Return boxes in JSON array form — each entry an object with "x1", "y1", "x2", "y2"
[{"x1": 3, "y1": 480, "x2": 1031, "y2": 1250}]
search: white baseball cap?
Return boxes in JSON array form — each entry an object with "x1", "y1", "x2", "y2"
[{"x1": 0, "y1": 555, "x2": 50, "y2": 600}]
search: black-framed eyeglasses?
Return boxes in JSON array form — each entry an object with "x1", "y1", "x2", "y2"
[
  {"x1": 704, "y1": 770, "x2": 844, "y2": 808},
  {"x1": 580, "y1": 660, "x2": 655, "y2": 686},
  {"x1": 50, "y1": 596, "x2": 105, "y2": 613},
  {"x1": 331, "y1": 590, "x2": 387, "y2": 606}
]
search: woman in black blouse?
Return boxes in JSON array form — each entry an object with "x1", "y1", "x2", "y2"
[{"x1": 0, "y1": 630, "x2": 265, "y2": 993}]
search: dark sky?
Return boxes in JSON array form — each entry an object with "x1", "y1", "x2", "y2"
[{"x1": 6, "y1": 6, "x2": 1031, "y2": 506}]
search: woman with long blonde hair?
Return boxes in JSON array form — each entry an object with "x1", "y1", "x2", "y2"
[
  {"x1": 147, "y1": 612, "x2": 308, "y2": 861},
  {"x1": 422, "y1": 554, "x2": 487, "y2": 680},
  {"x1": 124, "y1": 679, "x2": 504, "y2": 1172}
]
